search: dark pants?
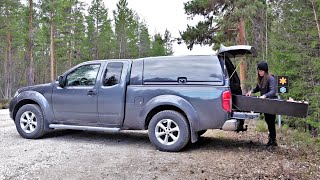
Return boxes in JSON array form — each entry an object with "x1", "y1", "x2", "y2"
[{"x1": 265, "y1": 113, "x2": 276, "y2": 141}]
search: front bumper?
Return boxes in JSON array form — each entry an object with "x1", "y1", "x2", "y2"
[{"x1": 9, "y1": 97, "x2": 18, "y2": 120}]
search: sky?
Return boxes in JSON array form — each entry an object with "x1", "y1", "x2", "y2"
[{"x1": 82, "y1": 0, "x2": 214, "y2": 55}]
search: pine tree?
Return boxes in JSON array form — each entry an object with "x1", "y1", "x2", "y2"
[
  {"x1": 127, "y1": 13, "x2": 139, "y2": 58},
  {"x1": 88, "y1": 0, "x2": 114, "y2": 60},
  {"x1": 96, "y1": 5, "x2": 117, "y2": 59},
  {"x1": 138, "y1": 22, "x2": 151, "y2": 57},
  {"x1": 0, "y1": 0, "x2": 24, "y2": 98},
  {"x1": 70, "y1": 1, "x2": 87, "y2": 65},
  {"x1": 27, "y1": 0, "x2": 34, "y2": 86},
  {"x1": 164, "y1": 29, "x2": 174, "y2": 55},
  {"x1": 269, "y1": 0, "x2": 320, "y2": 135},
  {"x1": 181, "y1": 0, "x2": 266, "y2": 92},
  {"x1": 150, "y1": 33, "x2": 166, "y2": 56},
  {"x1": 114, "y1": 0, "x2": 139, "y2": 58},
  {"x1": 39, "y1": 0, "x2": 65, "y2": 81}
]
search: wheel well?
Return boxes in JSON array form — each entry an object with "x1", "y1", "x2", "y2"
[
  {"x1": 145, "y1": 105, "x2": 188, "y2": 129},
  {"x1": 13, "y1": 99, "x2": 39, "y2": 120}
]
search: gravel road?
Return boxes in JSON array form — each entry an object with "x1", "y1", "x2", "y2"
[{"x1": 0, "y1": 109, "x2": 319, "y2": 180}]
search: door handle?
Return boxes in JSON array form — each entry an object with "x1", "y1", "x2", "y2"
[
  {"x1": 178, "y1": 77, "x2": 187, "y2": 84},
  {"x1": 87, "y1": 90, "x2": 97, "y2": 96}
]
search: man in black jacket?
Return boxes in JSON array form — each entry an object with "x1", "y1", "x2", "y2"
[{"x1": 246, "y1": 61, "x2": 278, "y2": 146}]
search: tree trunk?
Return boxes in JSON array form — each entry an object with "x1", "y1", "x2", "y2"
[
  {"x1": 4, "y1": 5, "x2": 12, "y2": 99},
  {"x1": 95, "y1": 12, "x2": 99, "y2": 59},
  {"x1": 69, "y1": 42, "x2": 72, "y2": 68},
  {"x1": 28, "y1": 0, "x2": 34, "y2": 86},
  {"x1": 55, "y1": 58, "x2": 58, "y2": 78},
  {"x1": 50, "y1": 11, "x2": 55, "y2": 81},
  {"x1": 310, "y1": 0, "x2": 320, "y2": 41},
  {"x1": 238, "y1": 17, "x2": 247, "y2": 94},
  {"x1": 5, "y1": 31, "x2": 12, "y2": 98}
]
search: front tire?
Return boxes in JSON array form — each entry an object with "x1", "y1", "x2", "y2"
[
  {"x1": 148, "y1": 110, "x2": 190, "y2": 152},
  {"x1": 15, "y1": 104, "x2": 45, "y2": 139}
]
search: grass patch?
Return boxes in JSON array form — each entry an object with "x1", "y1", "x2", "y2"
[
  {"x1": 255, "y1": 120, "x2": 268, "y2": 132},
  {"x1": 281, "y1": 126, "x2": 320, "y2": 153},
  {"x1": 0, "y1": 99, "x2": 9, "y2": 109},
  {"x1": 215, "y1": 131, "x2": 225, "y2": 138}
]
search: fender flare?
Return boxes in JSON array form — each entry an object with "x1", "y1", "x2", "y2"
[
  {"x1": 14, "y1": 91, "x2": 54, "y2": 131},
  {"x1": 140, "y1": 95, "x2": 200, "y2": 143}
]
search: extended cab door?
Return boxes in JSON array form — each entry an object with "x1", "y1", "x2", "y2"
[
  {"x1": 52, "y1": 63, "x2": 102, "y2": 125},
  {"x1": 97, "y1": 61, "x2": 130, "y2": 126}
]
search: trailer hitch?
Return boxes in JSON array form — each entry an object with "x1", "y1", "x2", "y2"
[{"x1": 236, "y1": 119, "x2": 248, "y2": 132}]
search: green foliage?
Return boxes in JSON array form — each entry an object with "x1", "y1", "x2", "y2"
[
  {"x1": 150, "y1": 33, "x2": 166, "y2": 56},
  {"x1": 113, "y1": 0, "x2": 137, "y2": 58},
  {"x1": 150, "y1": 31, "x2": 174, "y2": 57},
  {"x1": 138, "y1": 22, "x2": 151, "y2": 57},
  {"x1": 268, "y1": 0, "x2": 320, "y2": 133},
  {"x1": 0, "y1": 99, "x2": 9, "y2": 109},
  {"x1": 88, "y1": 0, "x2": 115, "y2": 60},
  {"x1": 0, "y1": 0, "x2": 171, "y2": 98},
  {"x1": 181, "y1": 0, "x2": 267, "y2": 91},
  {"x1": 164, "y1": 29, "x2": 174, "y2": 55},
  {"x1": 182, "y1": 0, "x2": 320, "y2": 136},
  {"x1": 286, "y1": 128, "x2": 320, "y2": 149},
  {"x1": 255, "y1": 120, "x2": 268, "y2": 132},
  {"x1": 0, "y1": 0, "x2": 25, "y2": 98},
  {"x1": 181, "y1": 0, "x2": 266, "y2": 50}
]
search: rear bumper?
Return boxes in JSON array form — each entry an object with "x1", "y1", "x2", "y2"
[
  {"x1": 232, "y1": 112, "x2": 260, "y2": 120},
  {"x1": 222, "y1": 119, "x2": 239, "y2": 131}
]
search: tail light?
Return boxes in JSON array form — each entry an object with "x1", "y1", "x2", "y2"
[{"x1": 222, "y1": 90, "x2": 231, "y2": 112}]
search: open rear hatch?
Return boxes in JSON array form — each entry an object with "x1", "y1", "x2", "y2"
[
  {"x1": 218, "y1": 44, "x2": 309, "y2": 119},
  {"x1": 218, "y1": 44, "x2": 257, "y2": 58}
]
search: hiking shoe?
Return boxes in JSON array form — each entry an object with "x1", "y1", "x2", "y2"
[{"x1": 266, "y1": 140, "x2": 278, "y2": 147}]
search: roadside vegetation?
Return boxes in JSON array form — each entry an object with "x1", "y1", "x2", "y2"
[
  {"x1": 182, "y1": 0, "x2": 320, "y2": 140},
  {"x1": 0, "y1": 99, "x2": 9, "y2": 109}
]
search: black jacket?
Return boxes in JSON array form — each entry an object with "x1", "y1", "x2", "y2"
[{"x1": 252, "y1": 75, "x2": 277, "y2": 99}]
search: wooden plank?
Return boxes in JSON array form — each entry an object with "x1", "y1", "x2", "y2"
[{"x1": 232, "y1": 95, "x2": 309, "y2": 118}]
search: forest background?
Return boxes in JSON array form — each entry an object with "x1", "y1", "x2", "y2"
[{"x1": 0, "y1": 0, "x2": 319, "y2": 137}]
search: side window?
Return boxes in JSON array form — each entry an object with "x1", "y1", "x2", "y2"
[
  {"x1": 66, "y1": 64, "x2": 100, "y2": 87},
  {"x1": 103, "y1": 62, "x2": 123, "y2": 86}
]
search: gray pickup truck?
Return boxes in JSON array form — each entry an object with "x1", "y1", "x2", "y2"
[{"x1": 10, "y1": 45, "x2": 258, "y2": 152}]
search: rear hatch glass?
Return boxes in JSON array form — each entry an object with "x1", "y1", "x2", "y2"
[{"x1": 143, "y1": 56, "x2": 224, "y2": 85}]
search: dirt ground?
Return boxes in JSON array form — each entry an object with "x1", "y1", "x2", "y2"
[{"x1": 0, "y1": 109, "x2": 319, "y2": 180}]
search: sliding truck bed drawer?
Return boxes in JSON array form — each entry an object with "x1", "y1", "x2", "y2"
[{"x1": 232, "y1": 95, "x2": 309, "y2": 118}]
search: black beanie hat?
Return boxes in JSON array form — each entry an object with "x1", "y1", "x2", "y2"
[{"x1": 257, "y1": 61, "x2": 268, "y2": 73}]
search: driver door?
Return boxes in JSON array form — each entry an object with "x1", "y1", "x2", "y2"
[{"x1": 52, "y1": 63, "x2": 101, "y2": 125}]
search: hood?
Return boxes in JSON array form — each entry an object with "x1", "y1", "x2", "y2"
[{"x1": 18, "y1": 83, "x2": 54, "y2": 94}]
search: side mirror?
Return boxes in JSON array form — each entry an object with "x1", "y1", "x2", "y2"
[{"x1": 58, "y1": 76, "x2": 65, "y2": 88}]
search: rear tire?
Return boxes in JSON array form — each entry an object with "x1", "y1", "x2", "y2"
[
  {"x1": 15, "y1": 104, "x2": 46, "y2": 139},
  {"x1": 148, "y1": 110, "x2": 190, "y2": 152}
]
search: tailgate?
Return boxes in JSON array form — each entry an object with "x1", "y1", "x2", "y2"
[{"x1": 232, "y1": 95, "x2": 309, "y2": 118}]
